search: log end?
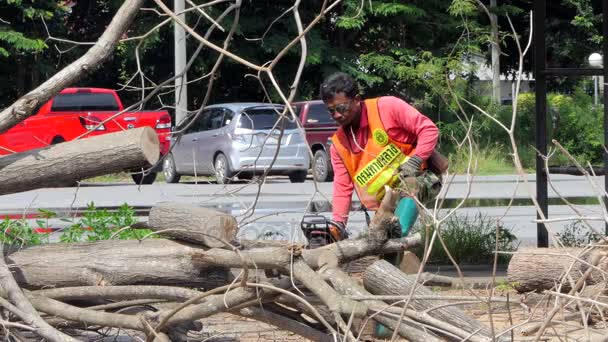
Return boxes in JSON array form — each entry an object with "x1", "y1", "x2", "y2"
[{"x1": 139, "y1": 126, "x2": 160, "y2": 165}]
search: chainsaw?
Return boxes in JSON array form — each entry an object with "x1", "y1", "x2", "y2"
[{"x1": 300, "y1": 214, "x2": 348, "y2": 248}]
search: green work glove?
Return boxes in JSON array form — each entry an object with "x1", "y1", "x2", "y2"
[{"x1": 399, "y1": 155, "x2": 423, "y2": 178}]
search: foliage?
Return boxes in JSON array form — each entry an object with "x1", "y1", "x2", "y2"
[
  {"x1": 555, "y1": 220, "x2": 602, "y2": 247},
  {"x1": 516, "y1": 84, "x2": 604, "y2": 166},
  {"x1": 0, "y1": 217, "x2": 47, "y2": 246},
  {"x1": 0, "y1": 0, "x2": 69, "y2": 105},
  {"x1": 413, "y1": 213, "x2": 518, "y2": 265},
  {"x1": 0, "y1": 202, "x2": 151, "y2": 246}
]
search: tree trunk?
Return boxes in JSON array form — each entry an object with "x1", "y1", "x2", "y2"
[
  {"x1": 0, "y1": 126, "x2": 159, "y2": 195},
  {"x1": 148, "y1": 202, "x2": 238, "y2": 248},
  {"x1": 490, "y1": 0, "x2": 501, "y2": 103},
  {"x1": 7, "y1": 239, "x2": 232, "y2": 290},
  {"x1": 363, "y1": 259, "x2": 500, "y2": 342},
  {"x1": 507, "y1": 247, "x2": 602, "y2": 293}
]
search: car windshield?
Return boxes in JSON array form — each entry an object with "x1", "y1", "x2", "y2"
[{"x1": 238, "y1": 108, "x2": 298, "y2": 130}]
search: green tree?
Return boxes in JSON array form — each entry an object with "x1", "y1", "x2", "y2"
[{"x1": 0, "y1": 0, "x2": 69, "y2": 105}]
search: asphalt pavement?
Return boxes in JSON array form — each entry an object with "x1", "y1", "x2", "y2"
[{"x1": 0, "y1": 174, "x2": 605, "y2": 246}]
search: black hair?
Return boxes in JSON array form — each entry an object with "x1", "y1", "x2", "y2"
[{"x1": 319, "y1": 72, "x2": 359, "y2": 101}]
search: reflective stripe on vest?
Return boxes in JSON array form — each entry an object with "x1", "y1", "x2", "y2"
[{"x1": 331, "y1": 98, "x2": 417, "y2": 210}]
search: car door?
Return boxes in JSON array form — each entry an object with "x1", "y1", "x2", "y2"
[
  {"x1": 195, "y1": 108, "x2": 231, "y2": 175},
  {"x1": 171, "y1": 111, "x2": 210, "y2": 175}
]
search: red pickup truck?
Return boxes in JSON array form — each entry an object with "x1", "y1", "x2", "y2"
[{"x1": 0, "y1": 87, "x2": 172, "y2": 184}]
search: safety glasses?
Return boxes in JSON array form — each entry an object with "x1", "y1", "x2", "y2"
[{"x1": 327, "y1": 100, "x2": 352, "y2": 115}]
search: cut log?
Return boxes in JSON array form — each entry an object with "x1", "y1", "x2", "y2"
[
  {"x1": 147, "y1": 202, "x2": 238, "y2": 248},
  {"x1": 507, "y1": 247, "x2": 604, "y2": 293},
  {"x1": 0, "y1": 126, "x2": 159, "y2": 195},
  {"x1": 321, "y1": 267, "x2": 442, "y2": 342},
  {"x1": 363, "y1": 259, "x2": 500, "y2": 342},
  {"x1": 7, "y1": 239, "x2": 232, "y2": 290}
]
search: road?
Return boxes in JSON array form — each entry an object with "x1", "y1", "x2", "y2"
[{"x1": 0, "y1": 174, "x2": 605, "y2": 246}]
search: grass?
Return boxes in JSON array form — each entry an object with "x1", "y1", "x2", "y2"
[
  {"x1": 83, "y1": 172, "x2": 213, "y2": 184},
  {"x1": 447, "y1": 145, "x2": 535, "y2": 175}
]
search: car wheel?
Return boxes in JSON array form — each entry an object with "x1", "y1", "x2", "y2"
[
  {"x1": 214, "y1": 153, "x2": 234, "y2": 184},
  {"x1": 313, "y1": 149, "x2": 334, "y2": 182},
  {"x1": 163, "y1": 153, "x2": 181, "y2": 183},
  {"x1": 289, "y1": 170, "x2": 307, "y2": 183},
  {"x1": 131, "y1": 171, "x2": 157, "y2": 185}
]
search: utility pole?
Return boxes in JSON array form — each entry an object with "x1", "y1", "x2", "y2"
[{"x1": 174, "y1": 0, "x2": 188, "y2": 126}]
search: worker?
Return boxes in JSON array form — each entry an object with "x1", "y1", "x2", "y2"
[{"x1": 320, "y1": 71, "x2": 443, "y2": 249}]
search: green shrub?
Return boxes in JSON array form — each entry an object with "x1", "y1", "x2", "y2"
[
  {"x1": 0, "y1": 203, "x2": 152, "y2": 246},
  {"x1": 515, "y1": 88, "x2": 603, "y2": 166},
  {"x1": 555, "y1": 220, "x2": 602, "y2": 247},
  {"x1": 413, "y1": 213, "x2": 518, "y2": 265}
]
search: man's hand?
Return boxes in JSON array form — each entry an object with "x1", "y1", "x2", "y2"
[{"x1": 399, "y1": 155, "x2": 423, "y2": 178}]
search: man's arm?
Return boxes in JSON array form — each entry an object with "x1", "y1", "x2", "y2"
[
  {"x1": 330, "y1": 144, "x2": 354, "y2": 224},
  {"x1": 382, "y1": 96, "x2": 439, "y2": 160}
]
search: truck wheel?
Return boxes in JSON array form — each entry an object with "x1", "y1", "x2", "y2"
[
  {"x1": 51, "y1": 136, "x2": 65, "y2": 145},
  {"x1": 312, "y1": 149, "x2": 333, "y2": 182},
  {"x1": 163, "y1": 153, "x2": 181, "y2": 183},
  {"x1": 214, "y1": 153, "x2": 234, "y2": 184},
  {"x1": 289, "y1": 170, "x2": 307, "y2": 183},
  {"x1": 131, "y1": 171, "x2": 157, "y2": 185}
]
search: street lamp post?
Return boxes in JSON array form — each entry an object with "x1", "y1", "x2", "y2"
[{"x1": 588, "y1": 53, "x2": 603, "y2": 106}]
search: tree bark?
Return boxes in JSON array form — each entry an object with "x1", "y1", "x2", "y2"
[
  {"x1": 363, "y1": 259, "x2": 500, "y2": 342},
  {"x1": 490, "y1": 0, "x2": 501, "y2": 103},
  {"x1": 7, "y1": 239, "x2": 232, "y2": 290},
  {"x1": 322, "y1": 267, "x2": 443, "y2": 342},
  {"x1": 0, "y1": 126, "x2": 159, "y2": 195},
  {"x1": 148, "y1": 202, "x2": 238, "y2": 248},
  {"x1": 0, "y1": 246, "x2": 78, "y2": 342},
  {"x1": 507, "y1": 247, "x2": 603, "y2": 293}
]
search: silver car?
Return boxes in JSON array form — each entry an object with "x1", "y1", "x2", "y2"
[{"x1": 163, "y1": 103, "x2": 310, "y2": 184}]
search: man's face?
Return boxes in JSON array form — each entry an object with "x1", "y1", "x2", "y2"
[{"x1": 325, "y1": 93, "x2": 360, "y2": 127}]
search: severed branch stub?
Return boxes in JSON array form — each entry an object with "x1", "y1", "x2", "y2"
[{"x1": 147, "y1": 202, "x2": 238, "y2": 248}]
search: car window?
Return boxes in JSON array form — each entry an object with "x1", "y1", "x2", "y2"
[
  {"x1": 184, "y1": 111, "x2": 211, "y2": 134},
  {"x1": 238, "y1": 108, "x2": 298, "y2": 130},
  {"x1": 207, "y1": 109, "x2": 225, "y2": 130},
  {"x1": 51, "y1": 93, "x2": 119, "y2": 112},
  {"x1": 306, "y1": 103, "x2": 334, "y2": 125},
  {"x1": 224, "y1": 110, "x2": 234, "y2": 126}
]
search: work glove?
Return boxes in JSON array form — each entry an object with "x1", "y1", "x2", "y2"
[
  {"x1": 398, "y1": 155, "x2": 423, "y2": 178},
  {"x1": 328, "y1": 221, "x2": 348, "y2": 242}
]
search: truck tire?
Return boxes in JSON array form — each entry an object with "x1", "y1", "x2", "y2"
[
  {"x1": 289, "y1": 170, "x2": 307, "y2": 183},
  {"x1": 131, "y1": 171, "x2": 157, "y2": 185},
  {"x1": 214, "y1": 153, "x2": 234, "y2": 184},
  {"x1": 312, "y1": 149, "x2": 334, "y2": 182},
  {"x1": 163, "y1": 153, "x2": 181, "y2": 183}
]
